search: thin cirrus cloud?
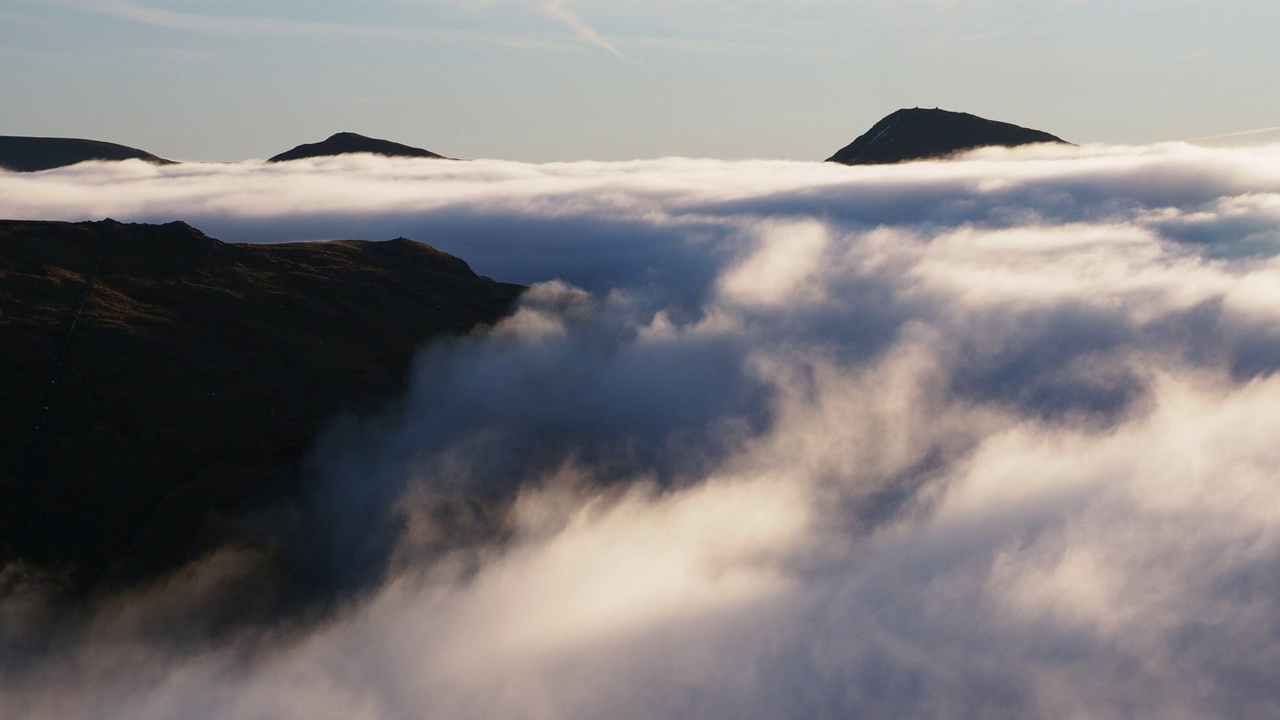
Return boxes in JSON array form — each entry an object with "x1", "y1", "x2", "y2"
[
  {"x1": 28, "y1": 0, "x2": 954, "y2": 57},
  {"x1": 544, "y1": 0, "x2": 624, "y2": 59},
  {"x1": 33, "y1": 0, "x2": 581, "y2": 50},
  {"x1": 24, "y1": 0, "x2": 1252, "y2": 71},
  {"x1": 51, "y1": 0, "x2": 670, "y2": 60},
  {"x1": 4, "y1": 142, "x2": 1280, "y2": 718},
  {"x1": 1185, "y1": 125, "x2": 1280, "y2": 142}
]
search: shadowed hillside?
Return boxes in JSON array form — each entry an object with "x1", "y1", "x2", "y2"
[
  {"x1": 0, "y1": 136, "x2": 174, "y2": 172},
  {"x1": 0, "y1": 219, "x2": 522, "y2": 589},
  {"x1": 827, "y1": 108, "x2": 1070, "y2": 165}
]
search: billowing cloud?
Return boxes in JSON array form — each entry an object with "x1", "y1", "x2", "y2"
[{"x1": 4, "y1": 143, "x2": 1280, "y2": 718}]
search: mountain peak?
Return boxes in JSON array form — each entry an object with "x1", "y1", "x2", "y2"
[
  {"x1": 826, "y1": 108, "x2": 1070, "y2": 165},
  {"x1": 0, "y1": 136, "x2": 174, "y2": 172},
  {"x1": 267, "y1": 132, "x2": 450, "y2": 162}
]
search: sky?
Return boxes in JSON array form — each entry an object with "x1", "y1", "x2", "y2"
[
  {"x1": 3, "y1": 0, "x2": 1280, "y2": 162},
  {"x1": 5, "y1": 143, "x2": 1280, "y2": 718}
]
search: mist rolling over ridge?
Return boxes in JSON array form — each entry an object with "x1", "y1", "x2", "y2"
[{"x1": 5, "y1": 142, "x2": 1280, "y2": 718}]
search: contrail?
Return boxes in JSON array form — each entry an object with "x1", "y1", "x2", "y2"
[
  {"x1": 1184, "y1": 125, "x2": 1280, "y2": 142},
  {"x1": 546, "y1": 0, "x2": 624, "y2": 61}
]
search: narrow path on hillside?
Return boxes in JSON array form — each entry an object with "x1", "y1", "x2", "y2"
[{"x1": 26, "y1": 229, "x2": 109, "y2": 481}]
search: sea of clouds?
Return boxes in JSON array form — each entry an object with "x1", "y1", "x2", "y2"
[{"x1": 4, "y1": 143, "x2": 1280, "y2": 718}]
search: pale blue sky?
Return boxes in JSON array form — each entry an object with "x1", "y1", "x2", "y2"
[{"x1": 3, "y1": 0, "x2": 1278, "y2": 162}]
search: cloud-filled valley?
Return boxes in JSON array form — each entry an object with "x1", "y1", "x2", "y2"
[{"x1": 5, "y1": 143, "x2": 1280, "y2": 718}]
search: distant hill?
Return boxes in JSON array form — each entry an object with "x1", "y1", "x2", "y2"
[
  {"x1": 0, "y1": 136, "x2": 175, "y2": 172},
  {"x1": 0, "y1": 219, "x2": 522, "y2": 589},
  {"x1": 268, "y1": 132, "x2": 450, "y2": 162},
  {"x1": 827, "y1": 108, "x2": 1070, "y2": 165}
]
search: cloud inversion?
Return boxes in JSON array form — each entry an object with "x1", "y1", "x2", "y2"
[{"x1": 4, "y1": 143, "x2": 1280, "y2": 718}]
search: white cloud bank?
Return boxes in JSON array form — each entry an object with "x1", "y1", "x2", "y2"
[{"x1": 5, "y1": 143, "x2": 1280, "y2": 718}]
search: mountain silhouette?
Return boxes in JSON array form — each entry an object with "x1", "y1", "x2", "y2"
[
  {"x1": 0, "y1": 219, "x2": 521, "y2": 590},
  {"x1": 827, "y1": 108, "x2": 1070, "y2": 165},
  {"x1": 0, "y1": 136, "x2": 174, "y2": 172},
  {"x1": 268, "y1": 132, "x2": 450, "y2": 162}
]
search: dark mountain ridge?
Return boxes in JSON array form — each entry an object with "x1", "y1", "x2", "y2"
[
  {"x1": 268, "y1": 132, "x2": 451, "y2": 162},
  {"x1": 827, "y1": 108, "x2": 1071, "y2": 165},
  {"x1": 0, "y1": 136, "x2": 174, "y2": 172},
  {"x1": 0, "y1": 219, "x2": 522, "y2": 590},
  {"x1": 6, "y1": 113, "x2": 1068, "y2": 168}
]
